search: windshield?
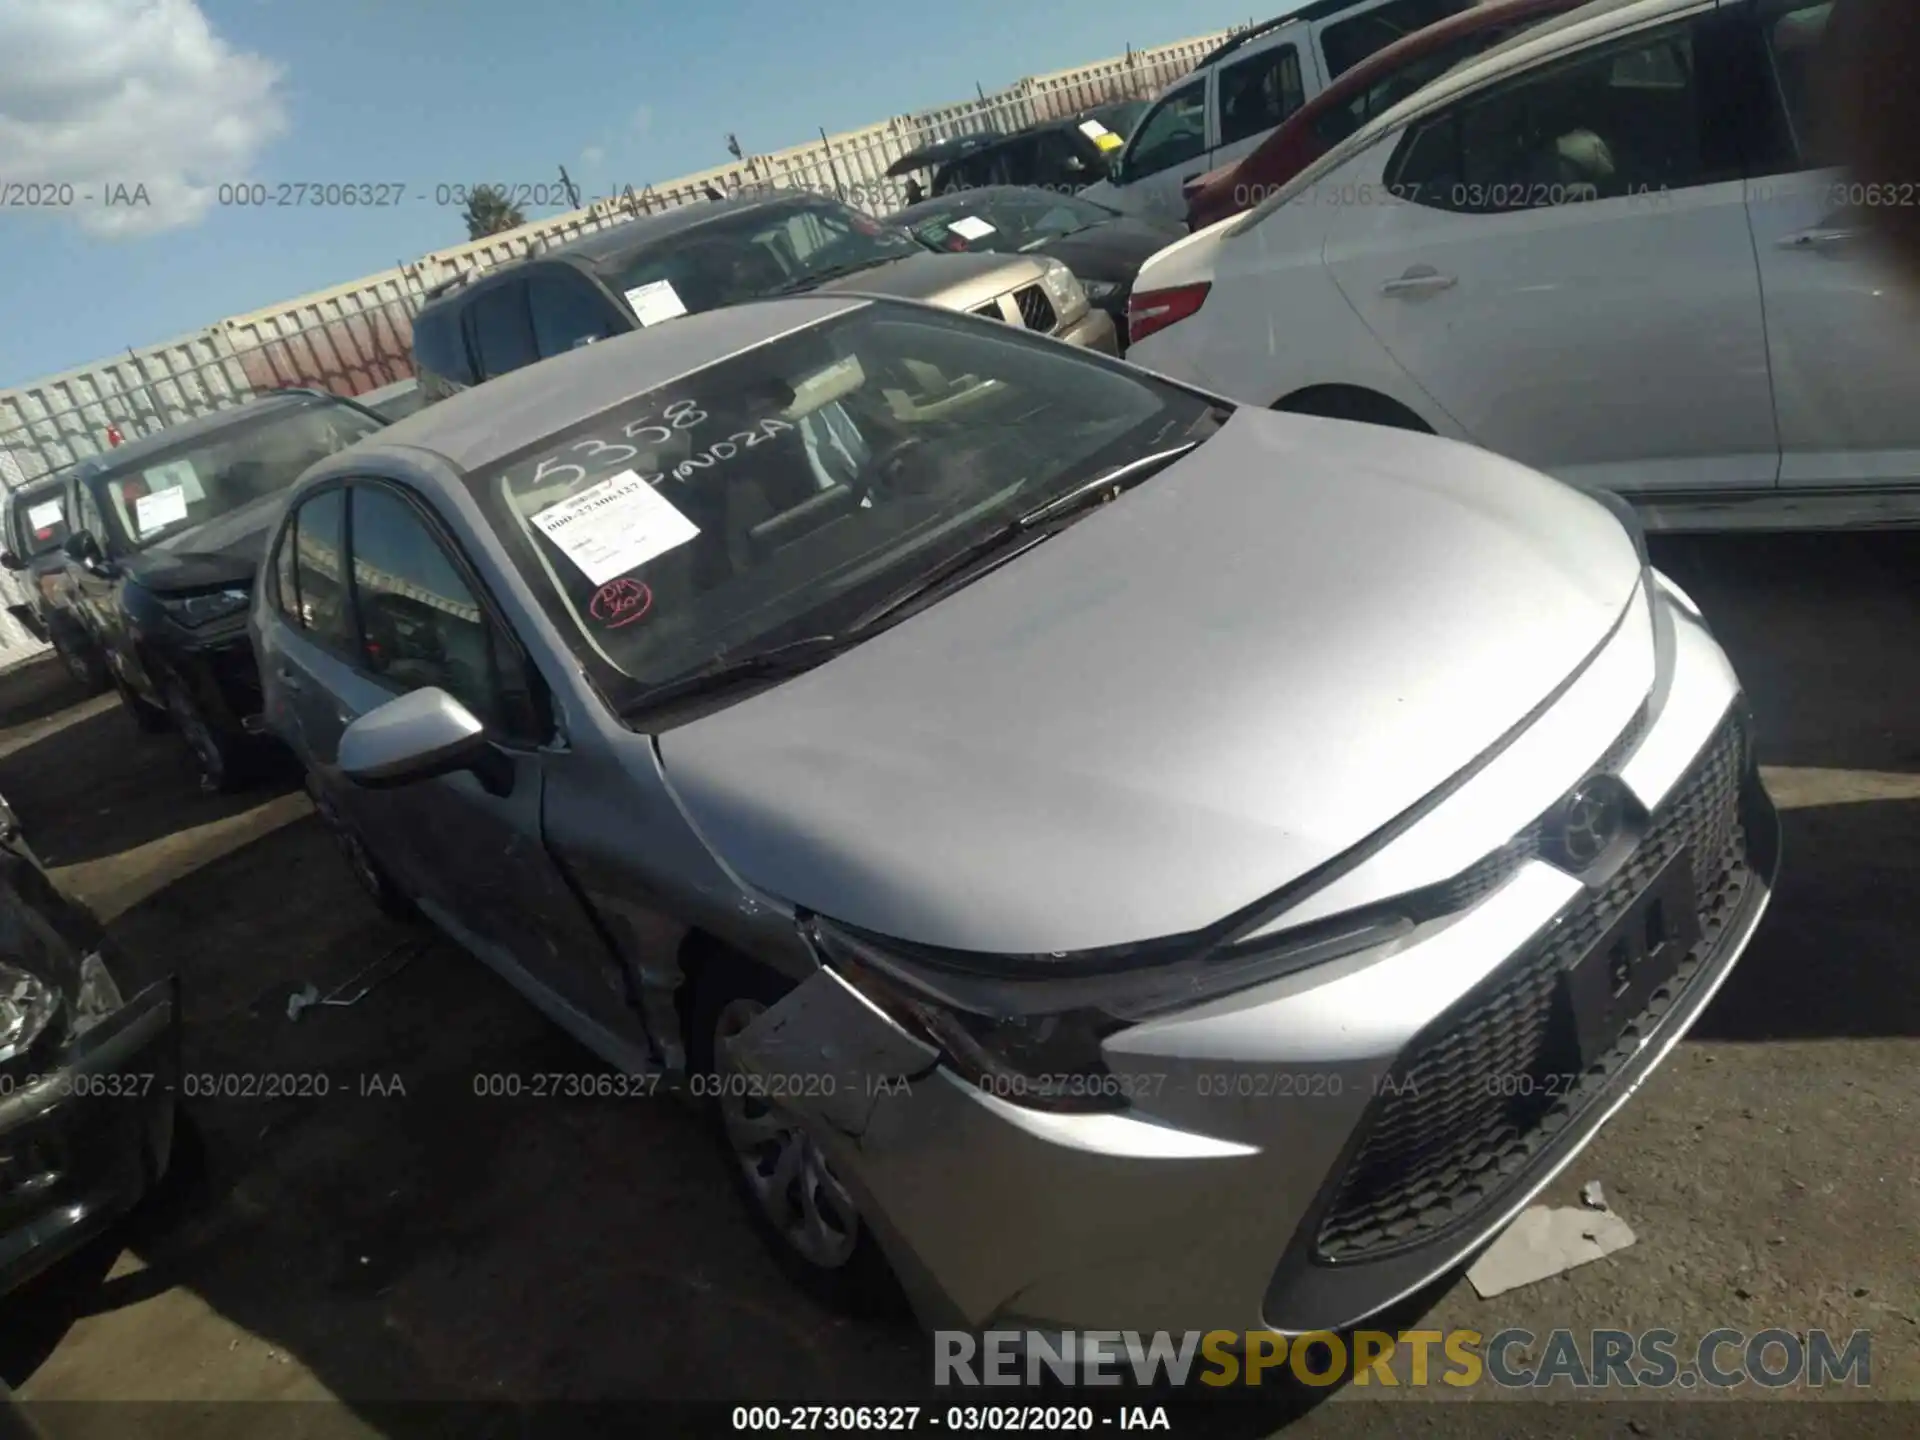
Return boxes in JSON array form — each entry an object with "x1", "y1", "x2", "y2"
[
  {"x1": 85, "y1": 401, "x2": 384, "y2": 553},
  {"x1": 9, "y1": 485, "x2": 71, "y2": 557},
  {"x1": 1089, "y1": 100, "x2": 1150, "y2": 140},
  {"x1": 899, "y1": 191, "x2": 1117, "y2": 253},
  {"x1": 595, "y1": 198, "x2": 924, "y2": 320},
  {"x1": 473, "y1": 303, "x2": 1215, "y2": 700}
]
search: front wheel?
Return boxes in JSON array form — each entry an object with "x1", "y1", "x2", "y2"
[
  {"x1": 50, "y1": 626, "x2": 110, "y2": 694},
  {"x1": 159, "y1": 672, "x2": 246, "y2": 793},
  {"x1": 689, "y1": 952, "x2": 906, "y2": 1317}
]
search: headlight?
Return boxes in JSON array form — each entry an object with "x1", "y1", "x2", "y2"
[
  {"x1": 805, "y1": 908, "x2": 1411, "y2": 1113},
  {"x1": 1081, "y1": 278, "x2": 1123, "y2": 305},
  {"x1": 161, "y1": 588, "x2": 251, "y2": 627},
  {"x1": 0, "y1": 961, "x2": 61, "y2": 1066},
  {"x1": 1035, "y1": 257, "x2": 1089, "y2": 321}
]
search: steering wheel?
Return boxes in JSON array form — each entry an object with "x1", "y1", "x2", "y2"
[{"x1": 860, "y1": 433, "x2": 934, "y2": 497}]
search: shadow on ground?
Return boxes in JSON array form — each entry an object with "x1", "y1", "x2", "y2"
[
  {"x1": 0, "y1": 698, "x2": 298, "y2": 870},
  {"x1": 1651, "y1": 531, "x2": 1920, "y2": 772}
]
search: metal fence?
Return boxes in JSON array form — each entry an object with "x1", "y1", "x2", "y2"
[{"x1": 0, "y1": 29, "x2": 1232, "y2": 489}]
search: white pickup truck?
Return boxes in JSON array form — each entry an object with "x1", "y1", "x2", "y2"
[{"x1": 1079, "y1": 0, "x2": 1477, "y2": 221}]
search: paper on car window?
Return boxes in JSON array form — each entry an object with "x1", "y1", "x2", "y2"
[
  {"x1": 623, "y1": 280, "x2": 689, "y2": 328},
  {"x1": 26, "y1": 501, "x2": 62, "y2": 531},
  {"x1": 134, "y1": 485, "x2": 190, "y2": 535},
  {"x1": 946, "y1": 215, "x2": 997, "y2": 241},
  {"x1": 529, "y1": 468, "x2": 700, "y2": 587},
  {"x1": 1092, "y1": 131, "x2": 1123, "y2": 152},
  {"x1": 1078, "y1": 120, "x2": 1112, "y2": 140},
  {"x1": 144, "y1": 459, "x2": 205, "y2": 501}
]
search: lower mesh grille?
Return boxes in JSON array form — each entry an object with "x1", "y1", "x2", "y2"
[{"x1": 1313, "y1": 714, "x2": 1748, "y2": 1263}]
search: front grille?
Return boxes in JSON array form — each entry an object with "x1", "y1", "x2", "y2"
[
  {"x1": 1433, "y1": 702, "x2": 1652, "y2": 912},
  {"x1": 1013, "y1": 284, "x2": 1058, "y2": 332},
  {"x1": 1313, "y1": 714, "x2": 1749, "y2": 1263}
]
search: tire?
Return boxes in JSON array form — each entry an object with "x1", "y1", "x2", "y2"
[
  {"x1": 113, "y1": 671, "x2": 170, "y2": 734},
  {"x1": 50, "y1": 626, "x2": 110, "y2": 694},
  {"x1": 687, "y1": 949, "x2": 906, "y2": 1318},
  {"x1": 1274, "y1": 386, "x2": 1434, "y2": 433},
  {"x1": 158, "y1": 671, "x2": 246, "y2": 793},
  {"x1": 306, "y1": 771, "x2": 415, "y2": 920}
]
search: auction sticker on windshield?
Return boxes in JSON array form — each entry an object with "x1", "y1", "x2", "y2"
[
  {"x1": 134, "y1": 486, "x2": 190, "y2": 535},
  {"x1": 1079, "y1": 120, "x2": 1123, "y2": 151},
  {"x1": 623, "y1": 280, "x2": 689, "y2": 328},
  {"x1": 26, "y1": 501, "x2": 61, "y2": 532},
  {"x1": 530, "y1": 468, "x2": 699, "y2": 586},
  {"x1": 946, "y1": 215, "x2": 997, "y2": 241}
]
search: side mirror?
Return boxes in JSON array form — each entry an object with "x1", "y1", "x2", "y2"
[
  {"x1": 1063, "y1": 155, "x2": 1087, "y2": 174},
  {"x1": 63, "y1": 531, "x2": 106, "y2": 572},
  {"x1": 0, "y1": 552, "x2": 19, "y2": 573},
  {"x1": 338, "y1": 687, "x2": 500, "y2": 791}
]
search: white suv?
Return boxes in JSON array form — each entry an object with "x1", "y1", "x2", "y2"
[{"x1": 1079, "y1": 0, "x2": 1475, "y2": 222}]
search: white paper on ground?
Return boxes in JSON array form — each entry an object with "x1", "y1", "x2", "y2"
[
  {"x1": 26, "y1": 500, "x2": 62, "y2": 531},
  {"x1": 134, "y1": 485, "x2": 191, "y2": 535},
  {"x1": 144, "y1": 459, "x2": 205, "y2": 501},
  {"x1": 623, "y1": 280, "x2": 689, "y2": 327},
  {"x1": 529, "y1": 468, "x2": 700, "y2": 587},
  {"x1": 1465, "y1": 1205, "x2": 1636, "y2": 1299},
  {"x1": 946, "y1": 215, "x2": 997, "y2": 241}
]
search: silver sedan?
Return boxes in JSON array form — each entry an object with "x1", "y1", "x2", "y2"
[{"x1": 252, "y1": 293, "x2": 1778, "y2": 1335}]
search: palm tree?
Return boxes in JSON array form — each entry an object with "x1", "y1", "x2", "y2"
[{"x1": 460, "y1": 184, "x2": 526, "y2": 240}]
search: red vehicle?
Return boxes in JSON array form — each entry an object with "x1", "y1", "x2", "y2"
[{"x1": 1182, "y1": 0, "x2": 1585, "y2": 231}]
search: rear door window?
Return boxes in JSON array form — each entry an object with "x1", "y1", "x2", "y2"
[
  {"x1": 465, "y1": 282, "x2": 539, "y2": 380},
  {"x1": 527, "y1": 268, "x2": 625, "y2": 358},
  {"x1": 284, "y1": 487, "x2": 355, "y2": 652},
  {"x1": 411, "y1": 303, "x2": 477, "y2": 389}
]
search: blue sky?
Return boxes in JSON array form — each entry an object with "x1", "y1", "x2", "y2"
[{"x1": 0, "y1": 0, "x2": 1258, "y2": 392}]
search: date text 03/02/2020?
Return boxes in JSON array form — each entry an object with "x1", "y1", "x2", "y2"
[{"x1": 729, "y1": 1404, "x2": 1175, "y2": 1432}]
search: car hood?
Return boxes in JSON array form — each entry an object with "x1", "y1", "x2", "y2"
[
  {"x1": 1035, "y1": 217, "x2": 1186, "y2": 284},
  {"x1": 656, "y1": 410, "x2": 1644, "y2": 955},
  {"x1": 813, "y1": 249, "x2": 1045, "y2": 312},
  {"x1": 122, "y1": 491, "x2": 285, "y2": 594}
]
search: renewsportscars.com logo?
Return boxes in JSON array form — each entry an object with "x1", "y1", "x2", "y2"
[{"x1": 935, "y1": 1328, "x2": 1874, "y2": 1390}]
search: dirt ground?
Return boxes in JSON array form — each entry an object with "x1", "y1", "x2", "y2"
[{"x1": 0, "y1": 531, "x2": 1914, "y2": 1440}]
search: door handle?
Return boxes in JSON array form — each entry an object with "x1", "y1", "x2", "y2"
[
  {"x1": 1381, "y1": 266, "x2": 1458, "y2": 297},
  {"x1": 1777, "y1": 227, "x2": 1860, "y2": 251}
]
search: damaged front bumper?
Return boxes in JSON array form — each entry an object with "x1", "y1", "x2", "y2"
[
  {"x1": 723, "y1": 591, "x2": 1779, "y2": 1337},
  {"x1": 0, "y1": 976, "x2": 180, "y2": 1296}
]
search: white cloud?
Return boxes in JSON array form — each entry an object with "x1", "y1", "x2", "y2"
[
  {"x1": 0, "y1": 0, "x2": 287, "y2": 237},
  {"x1": 579, "y1": 144, "x2": 605, "y2": 169},
  {"x1": 630, "y1": 104, "x2": 652, "y2": 136}
]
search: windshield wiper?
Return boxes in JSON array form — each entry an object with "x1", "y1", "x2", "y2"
[
  {"x1": 774, "y1": 257, "x2": 904, "y2": 292},
  {"x1": 622, "y1": 633, "x2": 853, "y2": 717},
  {"x1": 846, "y1": 440, "x2": 1200, "y2": 633}
]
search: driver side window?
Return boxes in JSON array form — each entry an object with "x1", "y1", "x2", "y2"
[
  {"x1": 1120, "y1": 78, "x2": 1208, "y2": 181},
  {"x1": 347, "y1": 483, "x2": 544, "y2": 743}
]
